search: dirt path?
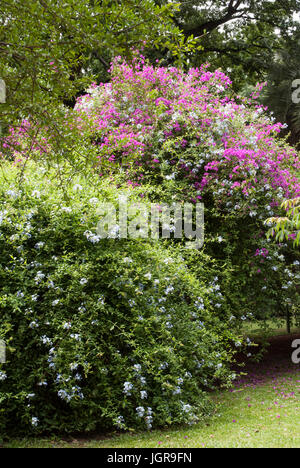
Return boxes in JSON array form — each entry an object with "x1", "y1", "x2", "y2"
[{"x1": 234, "y1": 333, "x2": 300, "y2": 390}]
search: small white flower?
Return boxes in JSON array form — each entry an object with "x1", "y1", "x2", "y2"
[
  {"x1": 0, "y1": 371, "x2": 7, "y2": 381},
  {"x1": 31, "y1": 417, "x2": 39, "y2": 427},
  {"x1": 73, "y1": 184, "x2": 83, "y2": 191},
  {"x1": 89, "y1": 198, "x2": 99, "y2": 205},
  {"x1": 70, "y1": 333, "x2": 81, "y2": 341},
  {"x1": 29, "y1": 321, "x2": 39, "y2": 329},
  {"x1": 123, "y1": 257, "x2": 133, "y2": 264},
  {"x1": 41, "y1": 335, "x2": 52, "y2": 345},
  {"x1": 61, "y1": 207, "x2": 72, "y2": 213},
  {"x1": 136, "y1": 406, "x2": 145, "y2": 417},
  {"x1": 123, "y1": 382, "x2": 133, "y2": 395},
  {"x1": 6, "y1": 190, "x2": 18, "y2": 199},
  {"x1": 63, "y1": 322, "x2": 72, "y2": 330},
  {"x1": 80, "y1": 278, "x2": 88, "y2": 285}
]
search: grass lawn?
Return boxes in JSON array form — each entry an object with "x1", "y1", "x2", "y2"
[{"x1": 2, "y1": 333, "x2": 299, "y2": 448}]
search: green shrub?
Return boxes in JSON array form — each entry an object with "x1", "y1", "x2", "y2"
[{"x1": 0, "y1": 163, "x2": 239, "y2": 436}]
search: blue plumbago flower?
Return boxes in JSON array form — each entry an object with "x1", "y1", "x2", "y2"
[
  {"x1": 80, "y1": 278, "x2": 88, "y2": 285},
  {"x1": 89, "y1": 197, "x2": 99, "y2": 205},
  {"x1": 35, "y1": 271, "x2": 45, "y2": 284},
  {"x1": 136, "y1": 406, "x2": 145, "y2": 418},
  {"x1": 6, "y1": 190, "x2": 19, "y2": 199},
  {"x1": 123, "y1": 381, "x2": 133, "y2": 396},
  {"x1": 116, "y1": 416, "x2": 125, "y2": 428},
  {"x1": 98, "y1": 296, "x2": 105, "y2": 305},
  {"x1": 133, "y1": 364, "x2": 142, "y2": 373},
  {"x1": 34, "y1": 242, "x2": 45, "y2": 250},
  {"x1": 182, "y1": 404, "x2": 192, "y2": 413},
  {"x1": 31, "y1": 417, "x2": 39, "y2": 427},
  {"x1": 29, "y1": 321, "x2": 39, "y2": 329},
  {"x1": 140, "y1": 377, "x2": 146, "y2": 386},
  {"x1": 140, "y1": 391, "x2": 147, "y2": 400},
  {"x1": 0, "y1": 371, "x2": 7, "y2": 381},
  {"x1": 62, "y1": 322, "x2": 72, "y2": 330},
  {"x1": 58, "y1": 389, "x2": 71, "y2": 402},
  {"x1": 61, "y1": 207, "x2": 72, "y2": 213},
  {"x1": 145, "y1": 409, "x2": 153, "y2": 429},
  {"x1": 173, "y1": 386, "x2": 181, "y2": 395},
  {"x1": 41, "y1": 336, "x2": 52, "y2": 346},
  {"x1": 165, "y1": 285, "x2": 174, "y2": 294},
  {"x1": 70, "y1": 334, "x2": 81, "y2": 341},
  {"x1": 123, "y1": 257, "x2": 133, "y2": 264},
  {"x1": 159, "y1": 362, "x2": 168, "y2": 370},
  {"x1": 37, "y1": 381, "x2": 48, "y2": 387},
  {"x1": 52, "y1": 299, "x2": 60, "y2": 306}
]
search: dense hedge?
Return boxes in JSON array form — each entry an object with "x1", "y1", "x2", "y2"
[{"x1": 0, "y1": 164, "x2": 239, "y2": 436}]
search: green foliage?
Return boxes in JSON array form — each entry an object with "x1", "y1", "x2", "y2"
[
  {"x1": 266, "y1": 197, "x2": 300, "y2": 247},
  {"x1": 0, "y1": 162, "x2": 239, "y2": 436},
  {"x1": 170, "y1": 0, "x2": 300, "y2": 90},
  {"x1": 0, "y1": 0, "x2": 188, "y2": 145}
]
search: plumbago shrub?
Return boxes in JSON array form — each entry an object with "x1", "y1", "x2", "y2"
[
  {"x1": 71, "y1": 57, "x2": 300, "y2": 328},
  {"x1": 0, "y1": 163, "x2": 240, "y2": 436}
]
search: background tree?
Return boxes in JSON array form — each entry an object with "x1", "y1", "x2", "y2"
[
  {"x1": 0, "y1": 0, "x2": 192, "y2": 151},
  {"x1": 171, "y1": 0, "x2": 300, "y2": 87}
]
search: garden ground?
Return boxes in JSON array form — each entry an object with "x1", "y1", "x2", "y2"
[{"x1": 2, "y1": 329, "x2": 299, "y2": 448}]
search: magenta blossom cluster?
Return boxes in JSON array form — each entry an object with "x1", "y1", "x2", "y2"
[{"x1": 74, "y1": 57, "x2": 299, "y2": 209}]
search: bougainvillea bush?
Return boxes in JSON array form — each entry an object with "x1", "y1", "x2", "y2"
[{"x1": 0, "y1": 163, "x2": 241, "y2": 436}]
